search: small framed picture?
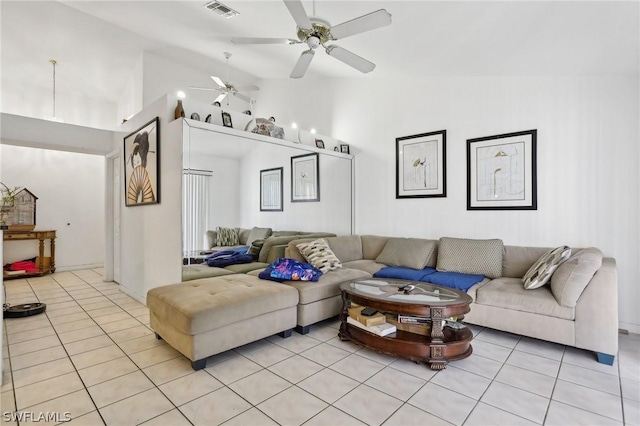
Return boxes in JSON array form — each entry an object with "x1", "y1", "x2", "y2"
[
  {"x1": 315, "y1": 139, "x2": 325, "y2": 149},
  {"x1": 221, "y1": 111, "x2": 233, "y2": 128},
  {"x1": 340, "y1": 144, "x2": 350, "y2": 154}
]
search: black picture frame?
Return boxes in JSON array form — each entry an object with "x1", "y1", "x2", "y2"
[
  {"x1": 340, "y1": 144, "x2": 350, "y2": 154},
  {"x1": 467, "y1": 129, "x2": 537, "y2": 210},
  {"x1": 291, "y1": 153, "x2": 319, "y2": 202},
  {"x1": 123, "y1": 117, "x2": 160, "y2": 206},
  {"x1": 396, "y1": 130, "x2": 446, "y2": 199},
  {"x1": 315, "y1": 139, "x2": 325, "y2": 149},
  {"x1": 221, "y1": 111, "x2": 233, "y2": 128},
  {"x1": 260, "y1": 167, "x2": 283, "y2": 212}
]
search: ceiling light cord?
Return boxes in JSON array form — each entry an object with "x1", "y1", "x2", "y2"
[{"x1": 50, "y1": 59, "x2": 57, "y2": 118}]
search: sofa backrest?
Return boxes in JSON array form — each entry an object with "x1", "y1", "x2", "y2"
[
  {"x1": 258, "y1": 232, "x2": 336, "y2": 263},
  {"x1": 326, "y1": 235, "x2": 363, "y2": 262},
  {"x1": 361, "y1": 235, "x2": 391, "y2": 260},
  {"x1": 502, "y1": 245, "x2": 552, "y2": 278}
]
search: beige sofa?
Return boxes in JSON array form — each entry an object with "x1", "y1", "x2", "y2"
[{"x1": 278, "y1": 235, "x2": 618, "y2": 364}]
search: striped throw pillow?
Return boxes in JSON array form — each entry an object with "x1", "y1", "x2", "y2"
[
  {"x1": 216, "y1": 227, "x2": 239, "y2": 246},
  {"x1": 522, "y1": 246, "x2": 572, "y2": 290},
  {"x1": 296, "y1": 238, "x2": 342, "y2": 273}
]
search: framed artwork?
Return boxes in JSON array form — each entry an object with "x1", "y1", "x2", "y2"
[
  {"x1": 467, "y1": 129, "x2": 537, "y2": 210},
  {"x1": 340, "y1": 144, "x2": 350, "y2": 154},
  {"x1": 124, "y1": 117, "x2": 160, "y2": 207},
  {"x1": 221, "y1": 111, "x2": 233, "y2": 128},
  {"x1": 260, "y1": 167, "x2": 283, "y2": 211},
  {"x1": 291, "y1": 153, "x2": 319, "y2": 202},
  {"x1": 315, "y1": 139, "x2": 325, "y2": 149},
  {"x1": 396, "y1": 130, "x2": 446, "y2": 198}
]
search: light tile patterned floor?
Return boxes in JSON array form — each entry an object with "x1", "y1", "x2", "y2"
[{"x1": 2, "y1": 269, "x2": 639, "y2": 425}]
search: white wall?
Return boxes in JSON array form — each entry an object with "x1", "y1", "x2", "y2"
[
  {"x1": 115, "y1": 95, "x2": 182, "y2": 302},
  {"x1": 0, "y1": 144, "x2": 105, "y2": 270},
  {"x1": 259, "y1": 75, "x2": 640, "y2": 334}
]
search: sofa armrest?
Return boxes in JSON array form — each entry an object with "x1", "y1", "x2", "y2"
[
  {"x1": 574, "y1": 257, "x2": 618, "y2": 356},
  {"x1": 206, "y1": 231, "x2": 218, "y2": 249},
  {"x1": 265, "y1": 245, "x2": 287, "y2": 263}
]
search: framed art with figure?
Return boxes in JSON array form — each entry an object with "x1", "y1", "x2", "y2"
[
  {"x1": 260, "y1": 167, "x2": 283, "y2": 211},
  {"x1": 466, "y1": 129, "x2": 537, "y2": 210},
  {"x1": 291, "y1": 153, "x2": 319, "y2": 202},
  {"x1": 124, "y1": 117, "x2": 160, "y2": 207},
  {"x1": 396, "y1": 130, "x2": 446, "y2": 198}
]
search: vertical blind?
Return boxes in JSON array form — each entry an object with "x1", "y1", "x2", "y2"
[{"x1": 182, "y1": 169, "x2": 212, "y2": 255}]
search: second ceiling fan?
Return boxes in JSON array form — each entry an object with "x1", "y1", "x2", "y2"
[{"x1": 231, "y1": 0, "x2": 392, "y2": 78}]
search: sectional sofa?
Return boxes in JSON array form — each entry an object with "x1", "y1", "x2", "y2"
[{"x1": 150, "y1": 234, "x2": 618, "y2": 370}]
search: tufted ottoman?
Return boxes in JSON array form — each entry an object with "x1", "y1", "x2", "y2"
[{"x1": 147, "y1": 274, "x2": 299, "y2": 370}]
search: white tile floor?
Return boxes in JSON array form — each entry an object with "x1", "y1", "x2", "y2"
[{"x1": 1, "y1": 269, "x2": 639, "y2": 425}]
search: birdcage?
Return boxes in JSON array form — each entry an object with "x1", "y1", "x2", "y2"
[{"x1": 7, "y1": 188, "x2": 38, "y2": 231}]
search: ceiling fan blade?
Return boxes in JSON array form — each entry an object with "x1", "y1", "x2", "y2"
[
  {"x1": 330, "y1": 9, "x2": 392, "y2": 40},
  {"x1": 214, "y1": 93, "x2": 227, "y2": 104},
  {"x1": 234, "y1": 85, "x2": 260, "y2": 92},
  {"x1": 290, "y1": 50, "x2": 315, "y2": 79},
  {"x1": 325, "y1": 45, "x2": 375, "y2": 73},
  {"x1": 188, "y1": 86, "x2": 225, "y2": 92},
  {"x1": 210, "y1": 76, "x2": 225, "y2": 88},
  {"x1": 234, "y1": 92, "x2": 252, "y2": 103},
  {"x1": 283, "y1": 0, "x2": 312, "y2": 30},
  {"x1": 231, "y1": 37, "x2": 298, "y2": 45}
]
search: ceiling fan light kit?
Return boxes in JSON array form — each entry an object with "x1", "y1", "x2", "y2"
[{"x1": 231, "y1": 0, "x2": 391, "y2": 78}]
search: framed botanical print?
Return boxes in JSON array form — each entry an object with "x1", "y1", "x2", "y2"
[
  {"x1": 396, "y1": 130, "x2": 446, "y2": 198},
  {"x1": 124, "y1": 117, "x2": 160, "y2": 206},
  {"x1": 260, "y1": 167, "x2": 283, "y2": 211},
  {"x1": 291, "y1": 153, "x2": 319, "y2": 202},
  {"x1": 467, "y1": 129, "x2": 537, "y2": 210}
]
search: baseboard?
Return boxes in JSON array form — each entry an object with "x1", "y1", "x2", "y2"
[
  {"x1": 55, "y1": 263, "x2": 104, "y2": 272},
  {"x1": 618, "y1": 321, "x2": 640, "y2": 336}
]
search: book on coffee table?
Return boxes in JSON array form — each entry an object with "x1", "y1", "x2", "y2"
[
  {"x1": 347, "y1": 316, "x2": 396, "y2": 337},
  {"x1": 348, "y1": 306, "x2": 386, "y2": 327}
]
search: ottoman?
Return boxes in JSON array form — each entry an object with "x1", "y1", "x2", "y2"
[{"x1": 147, "y1": 274, "x2": 299, "y2": 370}]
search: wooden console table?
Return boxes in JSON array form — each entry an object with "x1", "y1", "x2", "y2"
[{"x1": 3, "y1": 230, "x2": 56, "y2": 279}]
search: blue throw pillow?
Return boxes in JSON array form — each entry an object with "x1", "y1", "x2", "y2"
[
  {"x1": 373, "y1": 266, "x2": 436, "y2": 281},
  {"x1": 422, "y1": 271, "x2": 485, "y2": 292}
]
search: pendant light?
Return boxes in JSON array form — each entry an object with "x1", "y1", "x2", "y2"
[{"x1": 47, "y1": 59, "x2": 63, "y2": 122}]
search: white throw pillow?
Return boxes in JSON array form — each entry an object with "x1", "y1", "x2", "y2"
[
  {"x1": 522, "y1": 246, "x2": 572, "y2": 290},
  {"x1": 296, "y1": 238, "x2": 342, "y2": 273}
]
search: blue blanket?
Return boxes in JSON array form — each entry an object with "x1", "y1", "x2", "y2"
[{"x1": 206, "y1": 247, "x2": 253, "y2": 267}]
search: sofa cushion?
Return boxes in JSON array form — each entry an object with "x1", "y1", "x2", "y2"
[
  {"x1": 436, "y1": 237, "x2": 503, "y2": 278},
  {"x1": 182, "y1": 265, "x2": 236, "y2": 281},
  {"x1": 246, "y1": 227, "x2": 272, "y2": 246},
  {"x1": 206, "y1": 230, "x2": 218, "y2": 249},
  {"x1": 259, "y1": 233, "x2": 336, "y2": 263},
  {"x1": 247, "y1": 239, "x2": 265, "y2": 256},
  {"x1": 216, "y1": 227, "x2": 239, "y2": 246},
  {"x1": 522, "y1": 246, "x2": 571, "y2": 289},
  {"x1": 360, "y1": 235, "x2": 390, "y2": 261},
  {"x1": 224, "y1": 262, "x2": 270, "y2": 274},
  {"x1": 297, "y1": 238, "x2": 342, "y2": 273},
  {"x1": 285, "y1": 268, "x2": 371, "y2": 304},
  {"x1": 326, "y1": 235, "x2": 363, "y2": 263},
  {"x1": 373, "y1": 266, "x2": 436, "y2": 281},
  {"x1": 475, "y1": 277, "x2": 575, "y2": 320},
  {"x1": 342, "y1": 260, "x2": 386, "y2": 275},
  {"x1": 237, "y1": 228, "x2": 251, "y2": 245},
  {"x1": 502, "y1": 246, "x2": 553, "y2": 278},
  {"x1": 376, "y1": 238, "x2": 437, "y2": 270},
  {"x1": 550, "y1": 247, "x2": 603, "y2": 307}
]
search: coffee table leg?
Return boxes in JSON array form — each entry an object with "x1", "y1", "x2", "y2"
[
  {"x1": 429, "y1": 345, "x2": 447, "y2": 369},
  {"x1": 338, "y1": 292, "x2": 351, "y2": 341}
]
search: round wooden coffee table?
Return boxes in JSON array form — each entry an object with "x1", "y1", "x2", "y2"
[{"x1": 339, "y1": 279, "x2": 473, "y2": 370}]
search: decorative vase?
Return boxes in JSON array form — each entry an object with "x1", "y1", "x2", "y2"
[{"x1": 174, "y1": 100, "x2": 185, "y2": 119}]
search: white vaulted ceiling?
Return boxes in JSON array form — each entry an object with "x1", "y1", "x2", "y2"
[{"x1": 1, "y1": 1, "x2": 638, "y2": 109}]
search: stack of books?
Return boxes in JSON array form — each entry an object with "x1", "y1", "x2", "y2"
[
  {"x1": 346, "y1": 316, "x2": 396, "y2": 337},
  {"x1": 347, "y1": 304, "x2": 396, "y2": 336}
]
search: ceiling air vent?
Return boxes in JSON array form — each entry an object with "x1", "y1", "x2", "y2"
[{"x1": 203, "y1": 1, "x2": 239, "y2": 18}]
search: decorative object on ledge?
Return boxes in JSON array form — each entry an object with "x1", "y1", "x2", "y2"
[
  {"x1": 246, "y1": 118, "x2": 284, "y2": 139},
  {"x1": 190, "y1": 112, "x2": 200, "y2": 121},
  {"x1": 396, "y1": 130, "x2": 447, "y2": 199},
  {"x1": 291, "y1": 153, "x2": 319, "y2": 202},
  {"x1": 260, "y1": 167, "x2": 284, "y2": 212},
  {"x1": 124, "y1": 117, "x2": 160, "y2": 206},
  {"x1": 315, "y1": 139, "x2": 325, "y2": 149},
  {"x1": 222, "y1": 111, "x2": 233, "y2": 128},
  {"x1": 334, "y1": 147, "x2": 339, "y2": 152},
  {"x1": 0, "y1": 184, "x2": 37, "y2": 231},
  {"x1": 205, "y1": 114, "x2": 212, "y2": 123},
  {"x1": 467, "y1": 129, "x2": 537, "y2": 210},
  {"x1": 340, "y1": 144, "x2": 350, "y2": 154},
  {"x1": 243, "y1": 110, "x2": 252, "y2": 115},
  {"x1": 174, "y1": 100, "x2": 185, "y2": 119},
  {"x1": 213, "y1": 101, "x2": 221, "y2": 107}
]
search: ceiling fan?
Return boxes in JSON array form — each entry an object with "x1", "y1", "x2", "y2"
[
  {"x1": 231, "y1": 0, "x2": 392, "y2": 78},
  {"x1": 189, "y1": 52, "x2": 259, "y2": 104}
]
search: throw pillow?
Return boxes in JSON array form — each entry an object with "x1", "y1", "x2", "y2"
[
  {"x1": 296, "y1": 238, "x2": 342, "y2": 273},
  {"x1": 247, "y1": 238, "x2": 265, "y2": 257},
  {"x1": 550, "y1": 247, "x2": 602, "y2": 307},
  {"x1": 422, "y1": 271, "x2": 486, "y2": 292},
  {"x1": 246, "y1": 227, "x2": 272, "y2": 246},
  {"x1": 522, "y1": 246, "x2": 572, "y2": 290},
  {"x1": 373, "y1": 266, "x2": 436, "y2": 281},
  {"x1": 216, "y1": 227, "x2": 239, "y2": 246},
  {"x1": 375, "y1": 238, "x2": 438, "y2": 270},
  {"x1": 436, "y1": 237, "x2": 504, "y2": 279}
]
